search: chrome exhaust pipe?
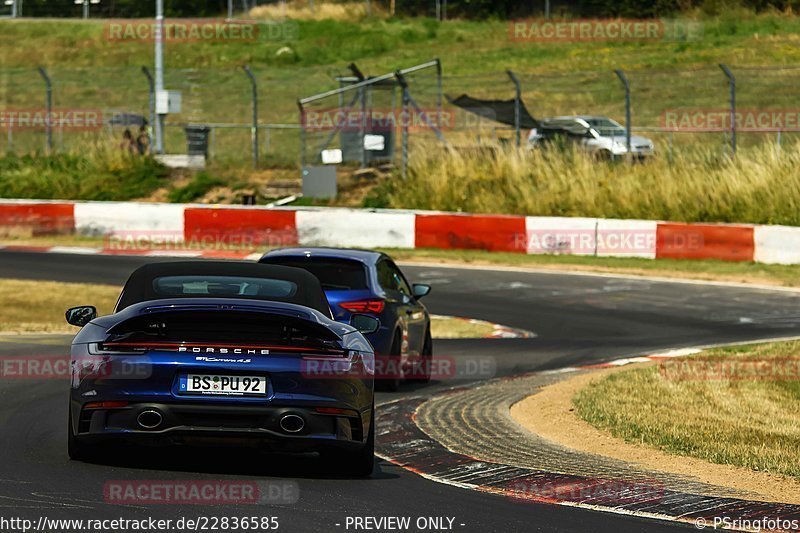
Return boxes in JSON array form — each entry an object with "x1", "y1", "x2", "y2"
[
  {"x1": 279, "y1": 414, "x2": 305, "y2": 433},
  {"x1": 137, "y1": 410, "x2": 163, "y2": 430}
]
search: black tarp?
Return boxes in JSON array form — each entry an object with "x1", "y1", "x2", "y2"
[{"x1": 446, "y1": 94, "x2": 539, "y2": 129}]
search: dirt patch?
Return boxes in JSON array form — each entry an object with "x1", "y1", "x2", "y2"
[{"x1": 510, "y1": 365, "x2": 800, "y2": 504}]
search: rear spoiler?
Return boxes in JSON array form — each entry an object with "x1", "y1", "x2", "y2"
[{"x1": 97, "y1": 299, "x2": 352, "y2": 349}]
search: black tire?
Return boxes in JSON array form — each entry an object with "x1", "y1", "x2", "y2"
[
  {"x1": 411, "y1": 328, "x2": 433, "y2": 383},
  {"x1": 324, "y1": 403, "x2": 375, "y2": 478},
  {"x1": 378, "y1": 332, "x2": 403, "y2": 392}
]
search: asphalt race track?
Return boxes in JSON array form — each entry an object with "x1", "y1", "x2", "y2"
[{"x1": 2, "y1": 250, "x2": 800, "y2": 532}]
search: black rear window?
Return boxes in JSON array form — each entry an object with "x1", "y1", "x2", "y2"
[
  {"x1": 153, "y1": 276, "x2": 298, "y2": 299},
  {"x1": 263, "y1": 257, "x2": 368, "y2": 291}
]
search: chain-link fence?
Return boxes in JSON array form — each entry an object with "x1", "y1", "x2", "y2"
[{"x1": 3, "y1": 63, "x2": 800, "y2": 168}]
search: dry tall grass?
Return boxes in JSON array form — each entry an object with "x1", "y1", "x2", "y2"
[
  {"x1": 250, "y1": 1, "x2": 380, "y2": 21},
  {"x1": 389, "y1": 143, "x2": 800, "y2": 225},
  {"x1": 574, "y1": 341, "x2": 800, "y2": 478}
]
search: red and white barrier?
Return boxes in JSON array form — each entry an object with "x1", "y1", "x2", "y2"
[{"x1": 0, "y1": 199, "x2": 795, "y2": 264}]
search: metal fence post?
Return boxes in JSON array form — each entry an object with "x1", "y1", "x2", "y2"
[
  {"x1": 435, "y1": 58, "x2": 443, "y2": 135},
  {"x1": 359, "y1": 84, "x2": 368, "y2": 168},
  {"x1": 154, "y1": 0, "x2": 166, "y2": 154},
  {"x1": 37, "y1": 67, "x2": 53, "y2": 153},
  {"x1": 141, "y1": 66, "x2": 155, "y2": 149},
  {"x1": 398, "y1": 77, "x2": 410, "y2": 179},
  {"x1": 210, "y1": 126, "x2": 216, "y2": 160},
  {"x1": 243, "y1": 65, "x2": 259, "y2": 169},
  {"x1": 614, "y1": 69, "x2": 631, "y2": 156},
  {"x1": 507, "y1": 69, "x2": 522, "y2": 147},
  {"x1": 719, "y1": 64, "x2": 736, "y2": 156},
  {"x1": 297, "y1": 99, "x2": 306, "y2": 169}
]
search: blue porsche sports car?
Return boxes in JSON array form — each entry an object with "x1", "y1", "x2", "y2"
[
  {"x1": 259, "y1": 248, "x2": 432, "y2": 390},
  {"x1": 66, "y1": 261, "x2": 378, "y2": 476}
]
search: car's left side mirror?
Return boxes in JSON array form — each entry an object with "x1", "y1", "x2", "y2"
[
  {"x1": 66, "y1": 306, "x2": 97, "y2": 327},
  {"x1": 412, "y1": 284, "x2": 431, "y2": 299},
  {"x1": 350, "y1": 314, "x2": 380, "y2": 335}
]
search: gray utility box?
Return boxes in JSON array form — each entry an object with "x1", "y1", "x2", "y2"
[{"x1": 302, "y1": 166, "x2": 337, "y2": 199}]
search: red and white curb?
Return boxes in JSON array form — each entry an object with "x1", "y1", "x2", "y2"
[{"x1": 2, "y1": 199, "x2": 800, "y2": 264}]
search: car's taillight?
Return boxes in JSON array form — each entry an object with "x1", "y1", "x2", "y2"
[
  {"x1": 339, "y1": 299, "x2": 385, "y2": 314},
  {"x1": 88, "y1": 342, "x2": 149, "y2": 355}
]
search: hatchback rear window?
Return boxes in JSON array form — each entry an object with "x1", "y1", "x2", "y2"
[
  {"x1": 153, "y1": 276, "x2": 298, "y2": 299},
  {"x1": 263, "y1": 258, "x2": 368, "y2": 291}
]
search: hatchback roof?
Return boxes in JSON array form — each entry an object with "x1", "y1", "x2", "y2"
[{"x1": 261, "y1": 247, "x2": 385, "y2": 265}]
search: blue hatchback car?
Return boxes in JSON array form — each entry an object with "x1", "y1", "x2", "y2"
[{"x1": 259, "y1": 248, "x2": 432, "y2": 389}]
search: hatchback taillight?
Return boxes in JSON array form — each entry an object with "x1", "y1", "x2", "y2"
[{"x1": 339, "y1": 299, "x2": 385, "y2": 314}]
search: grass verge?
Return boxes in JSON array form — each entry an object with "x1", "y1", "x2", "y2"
[
  {"x1": 430, "y1": 315, "x2": 495, "y2": 339},
  {"x1": 573, "y1": 341, "x2": 800, "y2": 478},
  {"x1": 0, "y1": 279, "x2": 119, "y2": 333},
  {"x1": 384, "y1": 248, "x2": 800, "y2": 288}
]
